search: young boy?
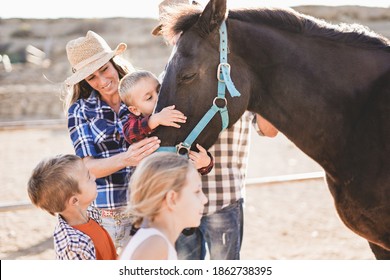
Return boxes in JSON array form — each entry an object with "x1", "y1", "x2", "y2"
[
  {"x1": 118, "y1": 70, "x2": 213, "y2": 175},
  {"x1": 27, "y1": 154, "x2": 117, "y2": 260}
]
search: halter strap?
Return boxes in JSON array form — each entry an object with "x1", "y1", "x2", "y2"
[
  {"x1": 218, "y1": 21, "x2": 241, "y2": 98},
  {"x1": 157, "y1": 20, "x2": 241, "y2": 156}
]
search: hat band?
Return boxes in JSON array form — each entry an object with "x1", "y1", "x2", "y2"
[{"x1": 72, "y1": 51, "x2": 111, "y2": 73}]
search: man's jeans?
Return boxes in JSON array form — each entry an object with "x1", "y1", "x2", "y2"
[{"x1": 175, "y1": 198, "x2": 244, "y2": 260}]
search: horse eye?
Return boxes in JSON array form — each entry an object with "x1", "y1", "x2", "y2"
[{"x1": 180, "y1": 73, "x2": 197, "y2": 83}]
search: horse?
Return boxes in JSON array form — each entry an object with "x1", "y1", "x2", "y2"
[{"x1": 152, "y1": 0, "x2": 390, "y2": 259}]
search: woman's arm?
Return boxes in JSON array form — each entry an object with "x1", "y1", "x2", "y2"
[{"x1": 83, "y1": 137, "x2": 160, "y2": 179}]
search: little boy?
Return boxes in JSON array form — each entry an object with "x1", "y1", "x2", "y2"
[
  {"x1": 27, "y1": 154, "x2": 117, "y2": 260},
  {"x1": 119, "y1": 70, "x2": 213, "y2": 174}
]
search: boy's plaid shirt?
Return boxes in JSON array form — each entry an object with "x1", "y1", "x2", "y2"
[
  {"x1": 121, "y1": 113, "x2": 153, "y2": 144},
  {"x1": 54, "y1": 207, "x2": 101, "y2": 260}
]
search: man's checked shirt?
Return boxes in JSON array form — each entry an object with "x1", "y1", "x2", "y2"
[{"x1": 202, "y1": 111, "x2": 255, "y2": 215}]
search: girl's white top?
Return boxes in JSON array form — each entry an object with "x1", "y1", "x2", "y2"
[{"x1": 119, "y1": 228, "x2": 177, "y2": 260}]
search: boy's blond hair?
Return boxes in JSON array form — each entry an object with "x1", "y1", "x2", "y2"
[
  {"x1": 128, "y1": 152, "x2": 194, "y2": 227},
  {"x1": 118, "y1": 70, "x2": 158, "y2": 106},
  {"x1": 27, "y1": 154, "x2": 82, "y2": 216}
]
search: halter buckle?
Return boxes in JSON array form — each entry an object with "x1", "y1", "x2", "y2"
[
  {"x1": 217, "y1": 63, "x2": 231, "y2": 82},
  {"x1": 176, "y1": 142, "x2": 191, "y2": 156}
]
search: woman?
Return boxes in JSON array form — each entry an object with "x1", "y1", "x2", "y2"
[{"x1": 62, "y1": 30, "x2": 160, "y2": 251}]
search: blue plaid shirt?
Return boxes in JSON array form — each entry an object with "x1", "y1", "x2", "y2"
[{"x1": 68, "y1": 91, "x2": 133, "y2": 209}]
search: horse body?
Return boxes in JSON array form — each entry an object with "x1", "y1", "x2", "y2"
[
  {"x1": 236, "y1": 21, "x2": 390, "y2": 256},
  {"x1": 154, "y1": 0, "x2": 390, "y2": 258}
]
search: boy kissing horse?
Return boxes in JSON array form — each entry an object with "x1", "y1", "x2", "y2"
[{"x1": 153, "y1": 0, "x2": 390, "y2": 259}]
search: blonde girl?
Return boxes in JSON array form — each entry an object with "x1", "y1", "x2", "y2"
[{"x1": 119, "y1": 152, "x2": 208, "y2": 260}]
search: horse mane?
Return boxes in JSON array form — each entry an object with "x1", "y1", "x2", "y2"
[
  {"x1": 230, "y1": 8, "x2": 390, "y2": 51},
  {"x1": 160, "y1": 5, "x2": 390, "y2": 51}
]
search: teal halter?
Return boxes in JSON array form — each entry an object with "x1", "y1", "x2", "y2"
[{"x1": 157, "y1": 20, "x2": 241, "y2": 155}]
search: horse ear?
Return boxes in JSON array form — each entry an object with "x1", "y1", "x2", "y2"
[{"x1": 196, "y1": 0, "x2": 227, "y2": 35}]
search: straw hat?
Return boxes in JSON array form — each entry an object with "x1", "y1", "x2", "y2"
[
  {"x1": 152, "y1": 0, "x2": 190, "y2": 36},
  {"x1": 64, "y1": 30, "x2": 127, "y2": 86}
]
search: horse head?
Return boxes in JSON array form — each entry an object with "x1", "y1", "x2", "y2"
[{"x1": 153, "y1": 0, "x2": 250, "y2": 151}]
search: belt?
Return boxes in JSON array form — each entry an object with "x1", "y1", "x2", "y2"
[
  {"x1": 100, "y1": 209, "x2": 133, "y2": 220},
  {"x1": 100, "y1": 209, "x2": 139, "y2": 236}
]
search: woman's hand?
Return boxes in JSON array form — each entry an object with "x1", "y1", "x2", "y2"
[
  {"x1": 83, "y1": 137, "x2": 160, "y2": 179},
  {"x1": 123, "y1": 137, "x2": 161, "y2": 166},
  {"x1": 189, "y1": 144, "x2": 211, "y2": 169}
]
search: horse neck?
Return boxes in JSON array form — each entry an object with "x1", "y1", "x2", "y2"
[{"x1": 229, "y1": 21, "x2": 390, "y2": 175}]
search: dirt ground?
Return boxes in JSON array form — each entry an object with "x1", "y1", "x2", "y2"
[{"x1": 0, "y1": 127, "x2": 374, "y2": 260}]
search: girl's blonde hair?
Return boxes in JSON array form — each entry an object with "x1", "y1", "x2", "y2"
[
  {"x1": 27, "y1": 154, "x2": 82, "y2": 216},
  {"x1": 128, "y1": 152, "x2": 193, "y2": 227},
  {"x1": 61, "y1": 57, "x2": 134, "y2": 114},
  {"x1": 118, "y1": 70, "x2": 159, "y2": 107}
]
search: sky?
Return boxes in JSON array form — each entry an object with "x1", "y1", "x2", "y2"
[{"x1": 1, "y1": 0, "x2": 389, "y2": 19}]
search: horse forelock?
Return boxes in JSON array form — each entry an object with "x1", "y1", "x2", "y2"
[
  {"x1": 228, "y1": 7, "x2": 390, "y2": 51},
  {"x1": 160, "y1": 5, "x2": 202, "y2": 43}
]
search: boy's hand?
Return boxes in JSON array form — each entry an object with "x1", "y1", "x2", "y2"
[
  {"x1": 189, "y1": 144, "x2": 211, "y2": 170},
  {"x1": 148, "y1": 105, "x2": 186, "y2": 129}
]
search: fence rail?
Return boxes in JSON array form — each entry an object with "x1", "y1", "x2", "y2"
[
  {"x1": 0, "y1": 201, "x2": 33, "y2": 212},
  {"x1": 0, "y1": 119, "x2": 66, "y2": 131},
  {"x1": 245, "y1": 171, "x2": 324, "y2": 185}
]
